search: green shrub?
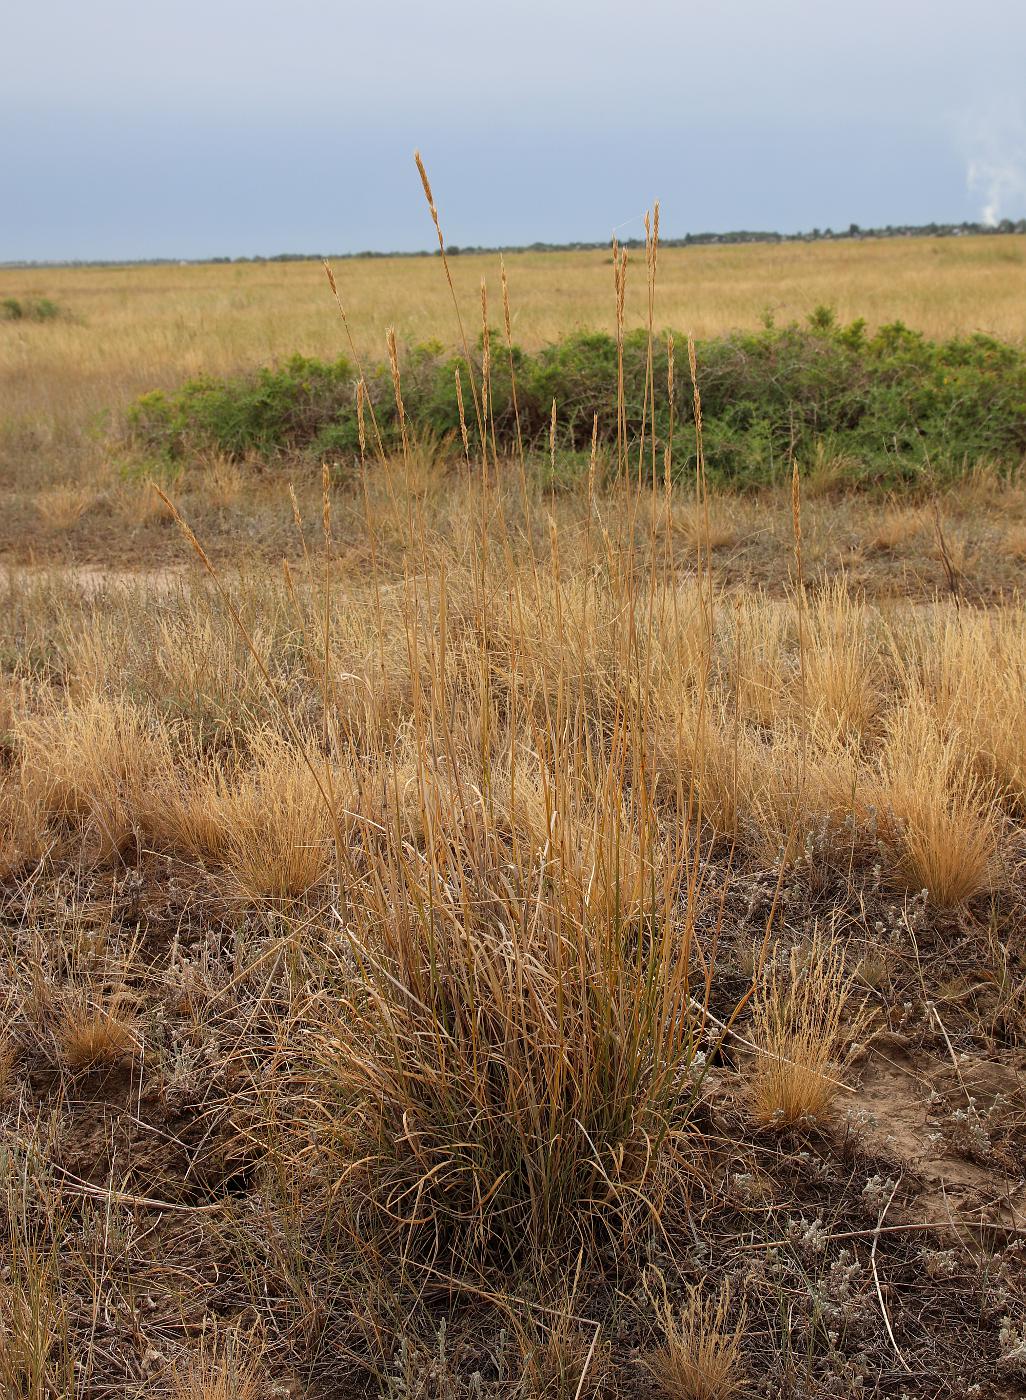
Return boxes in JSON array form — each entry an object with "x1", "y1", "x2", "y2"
[
  {"x1": 126, "y1": 321, "x2": 1026, "y2": 488},
  {"x1": 1, "y1": 296, "x2": 64, "y2": 322},
  {"x1": 127, "y1": 354, "x2": 356, "y2": 459}
]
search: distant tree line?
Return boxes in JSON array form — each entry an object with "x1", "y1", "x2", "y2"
[{"x1": 5, "y1": 219, "x2": 1025, "y2": 269}]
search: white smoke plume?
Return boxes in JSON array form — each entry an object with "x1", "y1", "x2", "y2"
[{"x1": 964, "y1": 99, "x2": 1026, "y2": 225}]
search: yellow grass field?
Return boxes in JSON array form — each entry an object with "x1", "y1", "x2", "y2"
[
  {"x1": 2, "y1": 235, "x2": 1025, "y2": 463},
  {"x1": 2, "y1": 228, "x2": 1026, "y2": 1396}
]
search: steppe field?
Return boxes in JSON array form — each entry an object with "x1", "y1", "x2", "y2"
[{"x1": 1, "y1": 229, "x2": 1026, "y2": 1398}]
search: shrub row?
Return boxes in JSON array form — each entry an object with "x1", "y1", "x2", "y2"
[
  {"x1": 1, "y1": 296, "x2": 63, "y2": 322},
  {"x1": 127, "y1": 310, "x2": 1026, "y2": 487}
]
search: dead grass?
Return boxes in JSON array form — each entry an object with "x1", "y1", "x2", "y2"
[
  {"x1": 0, "y1": 199, "x2": 1023, "y2": 1399},
  {"x1": 664, "y1": 497, "x2": 739, "y2": 551},
  {"x1": 801, "y1": 578, "x2": 881, "y2": 737},
  {"x1": 0, "y1": 766, "x2": 51, "y2": 876},
  {"x1": 865, "y1": 506, "x2": 927, "y2": 553},
  {"x1": 644, "y1": 1276, "x2": 747, "y2": 1400},
  {"x1": 17, "y1": 694, "x2": 160, "y2": 861},
  {"x1": 143, "y1": 747, "x2": 236, "y2": 863},
  {"x1": 198, "y1": 454, "x2": 244, "y2": 510},
  {"x1": 309, "y1": 746, "x2": 703, "y2": 1262},
  {"x1": 802, "y1": 440, "x2": 862, "y2": 499},
  {"x1": 215, "y1": 738, "x2": 338, "y2": 901},
  {"x1": 34, "y1": 485, "x2": 96, "y2": 529},
  {"x1": 0, "y1": 1175, "x2": 75, "y2": 1400},
  {"x1": 1001, "y1": 521, "x2": 1026, "y2": 560},
  {"x1": 0, "y1": 493, "x2": 1017, "y2": 1389},
  {"x1": 741, "y1": 718, "x2": 865, "y2": 866},
  {"x1": 5, "y1": 538, "x2": 1022, "y2": 904},
  {"x1": 911, "y1": 607, "x2": 1026, "y2": 813},
  {"x1": 725, "y1": 592, "x2": 792, "y2": 727},
  {"x1": 0, "y1": 1019, "x2": 15, "y2": 1099},
  {"x1": 877, "y1": 691, "x2": 999, "y2": 906},
  {"x1": 747, "y1": 927, "x2": 873, "y2": 1127},
  {"x1": 170, "y1": 1331, "x2": 262, "y2": 1400},
  {"x1": 52, "y1": 986, "x2": 138, "y2": 1071},
  {"x1": 930, "y1": 524, "x2": 978, "y2": 579},
  {"x1": 109, "y1": 478, "x2": 165, "y2": 527}
]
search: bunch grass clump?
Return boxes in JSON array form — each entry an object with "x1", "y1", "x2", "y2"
[
  {"x1": 644, "y1": 1275, "x2": 747, "y2": 1400},
  {"x1": 34, "y1": 485, "x2": 95, "y2": 530},
  {"x1": 876, "y1": 691, "x2": 999, "y2": 906},
  {"x1": 170, "y1": 1329, "x2": 262, "y2": 1400},
  {"x1": 212, "y1": 735, "x2": 339, "y2": 902},
  {"x1": 52, "y1": 986, "x2": 138, "y2": 1071},
  {"x1": 747, "y1": 927, "x2": 873, "y2": 1127},
  {"x1": 310, "y1": 731, "x2": 709, "y2": 1263},
  {"x1": 17, "y1": 694, "x2": 161, "y2": 861}
]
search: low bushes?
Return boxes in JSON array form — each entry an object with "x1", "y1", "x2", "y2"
[
  {"x1": 128, "y1": 354, "x2": 357, "y2": 461},
  {"x1": 1, "y1": 297, "x2": 63, "y2": 322},
  {"x1": 127, "y1": 313, "x2": 1026, "y2": 487}
]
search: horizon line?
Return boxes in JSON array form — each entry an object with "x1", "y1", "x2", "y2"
[{"x1": 4, "y1": 217, "x2": 1026, "y2": 270}]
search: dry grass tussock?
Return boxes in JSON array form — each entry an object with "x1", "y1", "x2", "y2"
[
  {"x1": 307, "y1": 732, "x2": 705, "y2": 1261},
  {"x1": 51, "y1": 985, "x2": 139, "y2": 1071},
  {"x1": 1001, "y1": 520, "x2": 1026, "y2": 560},
  {"x1": 170, "y1": 1330, "x2": 263, "y2": 1400},
  {"x1": 876, "y1": 690, "x2": 999, "y2": 906},
  {"x1": 16, "y1": 694, "x2": 161, "y2": 861},
  {"x1": 865, "y1": 505, "x2": 928, "y2": 553},
  {"x1": 747, "y1": 927, "x2": 874, "y2": 1127},
  {"x1": 197, "y1": 454, "x2": 244, "y2": 510},
  {"x1": 905, "y1": 605, "x2": 1026, "y2": 811},
  {"x1": 644, "y1": 1274, "x2": 747, "y2": 1400},
  {"x1": 199, "y1": 735, "x2": 339, "y2": 902},
  {"x1": 142, "y1": 729, "x2": 342, "y2": 900},
  {"x1": 34, "y1": 485, "x2": 96, "y2": 530},
  {"x1": 109, "y1": 477, "x2": 166, "y2": 528},
  {"x1": 801, "y1": 578, "x2": 881, "y2": 738}
]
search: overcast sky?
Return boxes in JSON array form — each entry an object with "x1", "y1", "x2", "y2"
[{"x1": 4, "y1": 0, "x2": 1026, "y2": 261}]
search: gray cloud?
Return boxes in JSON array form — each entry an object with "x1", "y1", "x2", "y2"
[{"x1": 3, "y1": 0, "x2": 1025, "y2": 259}]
